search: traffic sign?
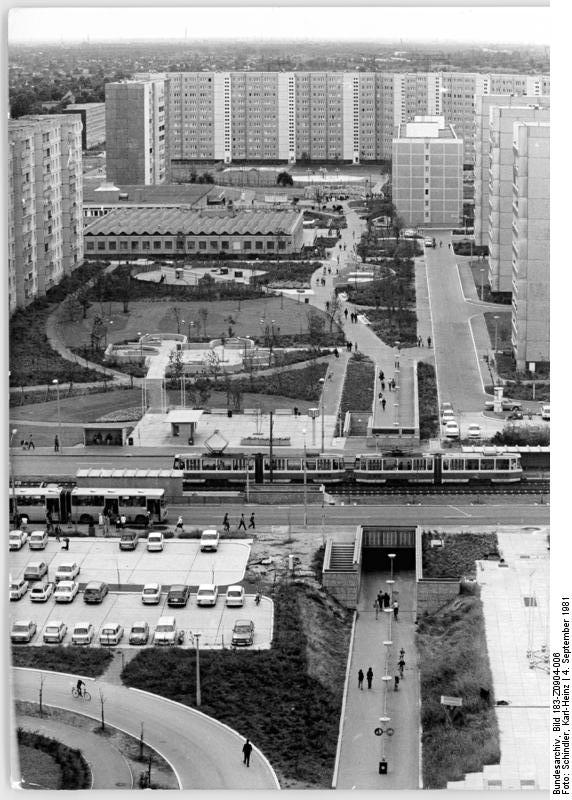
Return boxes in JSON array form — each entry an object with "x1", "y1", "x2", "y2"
[
  {"x1": 374, "y1": 727, "x2": 383, "y2": 736},
  {"x1": 386, "y1": 727, "x2": 395, "y2": 737}
]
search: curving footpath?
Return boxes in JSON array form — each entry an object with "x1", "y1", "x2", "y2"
[{"x1": 12, "y1": 668, "x2": 280, "y2": 790}]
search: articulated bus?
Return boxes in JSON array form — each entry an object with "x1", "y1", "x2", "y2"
[
  {"x1": 70, "y1": 487, "x2": 168, "y2": 525},
  {"x1": 9, "y1": 486, "x2": 70, "y2": 524}
]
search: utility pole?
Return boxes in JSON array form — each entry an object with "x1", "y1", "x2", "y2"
[{"x1": 269, "y1": 411, "x2": 274, "y2": 483}]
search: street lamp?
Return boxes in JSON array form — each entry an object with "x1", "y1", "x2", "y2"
[
  {"x1": 493, "y1": 315, "x2": 500, "y2": 354},
  {"x1": 319, "y1": 377, "x2": 326, "y2": 452},
  {"x1": 302, "y1": 428, "x2": 308, "y2": 528},
  {"x1": 388, "y1": 553, "x2": 396, "y2": 581},
  {"x1": 194, "y1": 633, "x2": 202, "y2": 707},
  {"x1": 52, "y1": 379, "x2": 63, "y2": 454}
]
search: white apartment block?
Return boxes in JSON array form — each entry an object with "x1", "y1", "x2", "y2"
[
  {"x1": 392, "y1": 116, "x2": 463, "y2": 228},
  {"x1": 486, "y1": 104, "x2": 549, "y2": 293},
  {"x1": 8, "y1": 115, "x2": 83, "y2": 313},
  {"x1": 63, "y1": 102, "x2": 106, "y2": 150},
  {"x1": 511, "y1": 122, "x2": 550, "y2": 370},
  {"x1": 128, "y1": 71, "x2": 549, "y2": 167},
  {"x1": 105, "y1": 78, "x2": 170, "y2": 185},
  {"x1": 474, "y1": 94, "x2": 550, "y2": 247}
]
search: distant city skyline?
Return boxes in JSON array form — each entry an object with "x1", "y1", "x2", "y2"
[{"x1": 8, "y1": 5, "x2": 550, "y2": 46}]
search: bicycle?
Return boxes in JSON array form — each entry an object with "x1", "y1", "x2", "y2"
[{"x1": 71, "y1": 686, "x2": 91, "y2": 701}]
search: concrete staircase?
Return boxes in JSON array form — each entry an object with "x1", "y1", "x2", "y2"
[{"x1": 327, "y1": 542, "x2": 355, "y2": 571}]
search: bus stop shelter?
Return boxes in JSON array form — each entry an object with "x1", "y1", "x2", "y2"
[
  {"x1": 83, "y1": 423, "x2": 134, "y2": 447},
  {"x1": 165, "y1": 409, "x2": 203, "y2": 445}
]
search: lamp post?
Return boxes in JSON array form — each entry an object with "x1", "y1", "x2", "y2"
[
  {"x1": 387, "y1": 553, "x2": 396, "y2": 601},
  {"x1": 10, "y1": 428, "x2": 19, "y2": 525},
  {"x1": 480, "y1": 269, "x2": 485, "y2": 301},
  {"x1": 245, "y1": 453, "x2": 252, "y2": 503},
  {"x1": 52, "y1": 379, "x2": 63, "y2": 454},
  {"x1": 302, "y1": 428, "x2": 308, "y2": 528},
  {"x1": 319, "y1": 377, "x2": 325, "y2": 451},
  {"x1": 194, "y1": 633, "x2": 202, "y2": 707},
  {"x1": 494, "y1": 315, "x2": 500, "y2": 354}
]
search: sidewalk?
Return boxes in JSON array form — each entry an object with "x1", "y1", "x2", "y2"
[{"x1": 335, "y1": 570, "x2": 419, "y2": 789}]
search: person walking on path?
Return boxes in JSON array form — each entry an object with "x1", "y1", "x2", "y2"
[
  {"x1": 366, "y1": 667, "x2": 374, "y2": 690},
  {"x1": 427, "y1": 336, "x2": 432, "y2": 348},
  {"x1": 394, "y1": 675, "x2": 400, "y2": 692},
  {"x1": 379, "y1": 370, "x2": 385, "y2": 382},
  {"x1": 358, "y1": 669, "x2": 364, "y2": 690},
  {"x1": 373, "y1": 598, "x2": 380, "y2": 619},
  {"x1": 242, "y1": 739, "x2": 253, "y2": 767},
  {"x1": 54, "y1": 435, "x2": 60, "y2": 452},
  {"x1": 248, "y1": 512, "x2": 255, "y2": 530},
  {"x1": 383, "y1": 592, "x2": 391, "y2": 608},
  {"x1": 103, "y1": 511, "x2": 109, "y2": 535},
  {"x1": 354, "y1": 342, "x2": 358, "y2": 352},
  {"x1": 176, "y1": 516, "x2": 184, "y2": 533},
  {"x1": 398, "y1": 656, "x2": 406, "y2": 678},
  {"x1": 27, "y1": 434, "x2": 35, "y2": 450},
  {"x1": 344, "y1": 308, "x2": 348, "y2": 320},
  {"x1": 393, "y1": 600, "x2": 399, "y2": 621},
  {"x1": 223, "y1": 513, "x2": 230, "y2": 533},
  {"x1": 380, "y1": 380, "x2": 385, "y2": 392},
  {"x1": 145, "y1": 509, "x2": 152, "y2": 528},
  {"x1": 238, "y1": 513, "x2": 247, "y2": 531},
  {"x1": 381, "y1": 397, "x2": 386, "y2": 411}
]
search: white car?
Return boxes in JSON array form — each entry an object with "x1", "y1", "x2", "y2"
[
  {"x1": 423, "y1": 237, "x2": 435, "y2": 248},
  {"x1": 141, "y1": 583, "x2": 162, "y2": 604},
  {"x1": 225, "y1": 585, "x2": 245, "y2": 607},
  {"x1": 466, "y1": 424, "x2": 482, "y2": 440},
  {"x1": 54, "y1": 580, "x2": 79, "y2": 603},
  {"x1": 541, "y1": 404, "x2": 550, "y2": 421},
  {"x1": 444, "y1": 421, "x2": 460, "y2": 439},
  {"x1": 55, "y1": 561, "x2": 80, "y2": 582},
  {"x1": 10, "y1": 577, "x2": 29, "y2": 601},
  {"x1": 441, "y1": 409, "x2": 456, "y2": 425},
  {"x1": 43, "y1": 620, "x2": 68, "y2": 644},
  {"x1": 11, "y1": 620, "x2": 37, "y2": 644},
  {"x1": 9, "y1": 530, "x2": 28, "y2": 551},
  {"x1": 29, "y1": 582, "x2": 55, "y2": 603},
  {"x1": 196, "y1": 584, "x2": 219, "y2": 607},
  {"x1": 99, "y1": 622, "x2": 124, "y2": 646},
  {"x1": 71, "y1": 622, "x2": 95, "y2": 646},
  {"x1": 200, "y1": 529, "x2": 220, "y2": 552}
]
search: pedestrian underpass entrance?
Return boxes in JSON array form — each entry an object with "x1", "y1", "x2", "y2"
[{"x1": 322, "y1": 525, "x2": 418, "y2": 607}]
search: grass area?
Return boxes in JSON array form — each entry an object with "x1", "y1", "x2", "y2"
[
  {"x1": 10, "y1": 389, "x2": 142, "y2": 424},
  {"x1": 19, "y1": 743, "x2": 61, "y2": 789},
  {"x1": 17, "y1": 729, "x2": 91, "y2": 789},
  {"x1": 453, "y1": 240, "x2": 488, "y2": 257},
  {"x1": 339, "y1": 354, "x2": 375, "y2": 413},
  {"x1": 7, "y1": 424, "x2": 85, "y2": 449},
  {"x1": 342, "y1": 264, "x2": 415, "y2": 309},
  {"x1": 469, "y1": 263, "x2": 511, "y2": 305},
  {"x1": 121, "y1": 582, "x2": 352, "y2": 789},
  {"x1": 422, "y1": 532, "x2": 499, "y2": 579},
  {"x1": 417, "y1": 591, "x2": 500, "y2": 788},
  {"x1": 491, "y1": 428, "x2": 550, "y2": 447},
  {"x1": 417, "y1": 362, "x2": 438, "y2": 440},
  {"x1": 11, "y1": 646, "x2": 114, "y2": 676},
  {"x1": 361, "y1": 308, "x2": 418, "y2": 347},
  {"x1": 227, "y1": 361, "x2": 329, "y2": 402}
]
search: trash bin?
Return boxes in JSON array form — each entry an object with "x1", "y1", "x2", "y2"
[
  {"x1": 128, "y1": 436, "x2": 134, "y2": 446},
  {"x1": 304, "y1": 297, "x2": 310, "y2": 304},
  {"x1": 379, "y1": 760, "x2": 388, "y2": 775}
]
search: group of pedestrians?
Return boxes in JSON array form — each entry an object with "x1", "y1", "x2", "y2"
[
  {"x1": 222, "y1": 512, "x2": 256, "y2": 532},
  {"x1": 346, "y1": 310, "x2": 360, "y2": 324},
  {"x1": 358, "y1": 652, "x2": 405, "y2": 692}
]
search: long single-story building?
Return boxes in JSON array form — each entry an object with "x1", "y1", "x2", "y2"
[{"x1": 83, "y1": 208, "x2": 304, "y2": 258}]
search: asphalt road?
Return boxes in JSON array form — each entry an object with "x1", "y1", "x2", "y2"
[{"x1": 12, "y1": 667, "x2": 280, "y2": 790}]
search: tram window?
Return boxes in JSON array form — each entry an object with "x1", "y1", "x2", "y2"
[
  {"x1": 398, "y1": 460, "x2": 412, "y2": 471},
  {"x1": 384, "y1": 459, "x2": 397, "y2": 471},
  {"x1": 174, "y1": 457, "x2": 184, "y2": 469},
  {"x1": 202, "y1": 458, "x2": 218, "y2": 470},
  {"x1": 446, "y1": 458, "x2": 465, "y2": 471},
  {"x1": 511, "y1": 458, "x2": 520, "y2": 470},
  {"x1": 368, "y1": 459, "x2": 382, "y2": 471},
  {"x1": 305, "y1": 460, "x2": 318, "y2": 471},
  {"x1": 317, "y1": 459, "x2": 330, "y2": 470},
  {"x1": 287, "y1": 458, "x2": 302, "y2": 470},
  {"x1": 466, "y1": 459, "x2": 480, "y2": 470},
  {"x1": 182, "y1": 458, "x2": 200, "y2": 470},
  {"x1": 495, "y1": 459, "x2": 509, "y2": 470},
  {"x1": 480, "y1": 459, "x2": 494, "y2": 470}
]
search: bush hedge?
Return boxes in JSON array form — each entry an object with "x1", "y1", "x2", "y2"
[
  {"x1": 339, "y1": 354, "x2": 375, "y2": 414},
  {"x1": 18, "y1": 729, "x2": 91, "y2": 789},
  {"x1": 417, "y1": 362, "x2": 439, "y2": 440},
  {"x1": 11, "y1": 645, "x2": 113, "y2": 676},
  {"x1": 421, "y1": 531, "x2": 499, "y2": 579},
  {"x1": 229, "y1": 361, "x2": 329, "y2": 401}
]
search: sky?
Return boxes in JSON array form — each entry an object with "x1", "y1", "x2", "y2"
[{"x1": 7, "y1": 4, "x2": 550, "y2": 46}]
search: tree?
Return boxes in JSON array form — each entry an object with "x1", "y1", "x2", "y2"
[
  {"x1": 277, "y1": 171, "x2": 294, "y2": 186},
  {"x1": 10, "y1": 90, "x2": 42, "y2": 119},
  {"x1": 327, "y1": 293, "x2": 343, "y2": 332},
  {"x1": 168, "y1": 348, "x2": 185, "y2": 388},
  {"x1": 307, "y1": 310, "x2": 326, "y2": 351}
]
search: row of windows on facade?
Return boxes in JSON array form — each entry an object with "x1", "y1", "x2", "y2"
[{"x1": 85, "y1": 238, "x2": 288, "y2": 251}]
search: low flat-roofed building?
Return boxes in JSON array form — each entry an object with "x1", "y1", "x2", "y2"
[
  {"x1": 64, "y1": 102, "x2": 106, "y2": 150},
  {"x1": 84, "y1": 208, "x2": 304, "y2": 258},
  {"x1": 82, "y1": 181, "x2": 215, "y2": 221}
]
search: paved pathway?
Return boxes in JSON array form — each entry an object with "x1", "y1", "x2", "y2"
[
  {"x1": 12, "y1": 668, "x2": 280, "y2": 790},
  {"x1": 335, "y1": 569, "x2": 419, "y2": 789}
]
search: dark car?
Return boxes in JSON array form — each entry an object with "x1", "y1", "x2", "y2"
[
  {"x1": 83, "y1": 581, "x2": 109, "y2": 604},
  {"x1": 232, "y1": 619, "x2": 255, "y2": 647},
  {"x1": 119, "y1": 531, "x2": 140, "y2": 551},
  {"x1": 508, "y1": 409, "x2": 524, "y2": 420},
  {"x1": 167, "y1": 584, "x2": 191, "y2": 607},
  {"x1": 129, "y1": 621, "x2": 150, "y2": 646}
]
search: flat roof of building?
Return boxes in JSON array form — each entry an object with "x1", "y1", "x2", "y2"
[
  {"x1": 166, "y1": 410, "x2": 204, "y2": 424},
  {"x1": 83, "y1": 181, "x2": 215, "y2": 206},
  {"x1": 84, "y1": 207, "x2": 303, "y2": 236},
  {"x1": 64, "y1": 103, "x2": 105, "y2": 110}
]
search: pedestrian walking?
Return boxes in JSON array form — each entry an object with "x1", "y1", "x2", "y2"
[
  {"x1": 120, "y1": 514, "x2": 126, "y2": 530},
  {"x1": 176, "y1": 515, "x2": 184, "y2": 533},
  {"x1": 358, "y1": 669, "x2": 364, "y2": 690},
  {"x1": 381, "y1": 397, "x2": 386, "y2": 411},
  {"x1": 115, "y1": 515, "x2": 121, "y2": 532},
  {"x1": 238, "y1": 513, "x2": 247, "y2": 531},
  {"x1": 383, "y1": 592, "x2": 391, "y2": 608},
  {"x1": 398, "y1": 657, "x2": 405, "y2": 678},
  {"x1": 377, "y1": 591, "x2": 384, "y2": 609},
  {"x1": 103, "y1": 510, "x2": 109, "y2": 534},
  {"x1": 248, "y1": 512, "x2": 256, "y2": 530},
  {"x1": 98, "y1": 512, "x2": 104, "y2": 530},
  {"x1": 394, "y1": 675, "x2": 400, "y2": 691},
  {"x1": 439, "y1": 240, "x2": 443, "y2": 247},
  {"x1": 27, "y1": 434, "x2": 35, "y2": 450},
  {"x1": 62, "y1": 536, "x2": 70, "y2": 551},
  {"x1": 381, "y1": 380, "x2": 385, "y2": 392},
  {"x1": 354, "y1": 342, "x2": 358, "y2": 352},
  {"x1": 379, "y1": 370, "x2": 385, "y2": 382},
  {"x1": 393, "y1": 600, "x2": 399, "y2": 621},
  {"x1": 394, "y1": 356, "x2": 400, "y2": 369},
  {"x1": 378, "y1": 392, "x2": 383, "y2": 401},
  {"x1": 391, "y1": 378, "x2": 396, "y2": 391},
  {"x1": 344, "y1": 308, "x2": 348, "y2": 320},
  {"x1": 54, "y1": 435, "x2": 60, "y2": 452},
  {"x1": 427, "y1": 336, "x2": 432, "y2": 348},
  {"x1": 366, "y1": 667, "x2": 373, "y2": 690},
  {"x1": 373, "y1": 598, "x2": 380, "y2": 619},
  {"x1": 348, "y1": 342, "x2": 353, "y2": 352},
  {"x1": 223, "y1": 512, "x2": 230, "y2": 532},
  {"x1": 334, "y1": 348, "x2": 339, "y2": 358},
  {"x1": 242, "y1": 739, "x2": 253, "y2": 767},
  {"x1": 145, "y1": 509, "x2": 152, "y2": 528}
]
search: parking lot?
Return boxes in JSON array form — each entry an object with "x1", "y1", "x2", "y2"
[
  {"x1": 9, "y1": 535, "x2": 273, "y2": 649},
  {"x1": 10, "y1": 591, "x2": 273, "y2": 650},
  {"x1": 9, "y1": 536, "x2": 252, "y2": 588}
]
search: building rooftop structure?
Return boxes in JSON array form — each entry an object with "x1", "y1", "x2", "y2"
[
  {"x1": 84, "y1": 208, "x2": 302, "y2": 237},
  {"x1": 397, "y1": 115, "x2": 459, "y2": 139},
  {"x1": 83, "y1": 181, "x2": 215, "y2": 206}
]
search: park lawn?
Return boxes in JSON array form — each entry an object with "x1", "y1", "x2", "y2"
[
  {"x1": 8, "y1": 424, "x2": 85, "y2": 449},
  {"x1": 61, "y1": 295, "x2": 327, "y2": 348},
  {"x1": 10, "y1": 389, "x2": 142, "y2": 424},
  {"x1": 167, "y1": 389, "x2": 316, "y2": 414}
]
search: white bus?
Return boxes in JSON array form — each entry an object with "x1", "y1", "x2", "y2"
[
  {"x1": 70, "y1": 487, "x2": 168, "y2": 525},
  {"x1": 9, "y1": 486, "x2": 69, "y2": 524}
]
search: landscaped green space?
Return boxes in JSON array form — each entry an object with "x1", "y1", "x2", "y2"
[
  {"x1": 469, "y1": 263, "x2": 511, "y2": 304},
  {"x1": 417, "y1": 362, "x2": 438, "y2": 440},
  {"x1": 18, "y1": 730, "x2": 90, "y2": 790},
  {"x1": 418, "y1": 589, "x2": 500, "y2": 788},
  {"x1": 121, "y1": 582, "x2": 351, "y2": 789},
  {"x1": 10, "y1": 389, "x2": 142, "y2": 422},
  {"x1": 338, "y1": 354, "x2": 375, "y2": 414},
  {"x1": 422, "y1": 531, "x2": 499, "y2": 579},
  {"x1": 362, "y1": 308, "x2": 418, "y2": 347},
  {"x1": 11, "y1": 646, "x2": 114, "y2": 676}
]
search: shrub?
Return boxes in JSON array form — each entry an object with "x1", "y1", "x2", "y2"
[
  {"x1": 11, "y1": 646, "x2": 113, "y2": 676},
  {"x1": 18, "y1": 729, "x2": 90, "y2": 789},
  {"x1": 417, "y1": 362, "x2": 438, "y2": 440},
  {"x1": 229, "y1": 361, "x2": 329, "y2": 401},
  {"x1": 421, "y1": 531, "x2": 499, "y2": 579},
  {"x1": 339, "y1": 354, "x2": 375, "y2": 414}
]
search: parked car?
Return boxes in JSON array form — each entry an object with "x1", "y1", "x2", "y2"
[
  {"x1": 444, "y1": 421, "x2": 460, "y2": 439},
  {"x1": 29, "y1": 582, "x2": 55, "y2": 603},
  {"x1": 232, "y1": 619, "x2": 255, "y2": 647},
  {"x1": 147, "y1": 531, "x2": 164, "y2": 551},
  {"x1": 466, "y1": 424, "x2": 482, "y2": 440},
  {"x1": 28, "y1": 530, "x2": 49, "y2": 550},
  {"x1": 83, "y1": 581, "x2": 109, "y2": 604},
  {"x1": 43, "y1": 620, "x2": 67, "y2": 644},
  {"x1": 71, "y1": 622, "x2": 95, "y2": 646},
  {"x1": 54, "y1": 561, "x2": 80, "y2": 582},
  {"x1": 11, "y1": 620, "x2": 37, "y2": 644},
  {"x1": 167, "y1": 584, "x2": 191, "y2": 607},
  {"x1": 9, "y1": 530, "x2": 28, "y2": 551},
  {"x1": 141, "y1": 583, "x2": 162, "y2": 605},
  {"x1": 23, "y1": 561, "x2": 48, "y2": 582},
  {"x1": 196, "y1": 584, "x2": 219, "y2": 607},
  {"x1": 541, "y1": 404, "x2": 550, "y2": 421},
  {"x1": 225, "y1": 585, "x2": 245, "y2": 607},
  {"x1": 153, "y1": 616, "x2": 179, "y2": 646},
  {"x1": 484, "y1": 398, "x2": 522, "y2": 412},
  {"x1": 10, "y1": 577, "x2": 29, "y2": 601},
  {"x1": 119, "y1": 531, "x2": 139, "y2": 550},
  {"x1": 54, "y1": 580, "x2": 79, "y2": 603},
  {"x1": 508, "y1": 409, "x2": 524, "y2": 420},
  {"x1": 423, "y1": 237, "x2": 435, "y2": 248},
  {"x1": 99, "y1": 622, "x2": 124, "y2": 646},
  {"x1": 441, "y1": 401, "x2": 453, "y2": 414},
  {"x1": 441, "y1": 409, "x2": 456, "y2": 424},
  {"x1": 200, "y1": 529, "x2": 220, "y2": 552},
  {"x1": 129, "y1": 622, "x2": 150, "y2": 645}
]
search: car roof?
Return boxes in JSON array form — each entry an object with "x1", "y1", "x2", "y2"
[
  {"x1": 102, "y1": 622, "x2": 120, "y2": 629},
  {"x1": 227, "y1": 585, "x2": 244, "y2": 591},
  {"x1": 169, "y1": 584, "x2": 187, "y2": 591},
  {"x1": 198, "y1": 584, "x2": 216, "y2": 591},
  {"x1": 143, "y1": 582, "x2": 160, "y2": 589},
  {"x1": 56, "y1": 580, "x2": 75, "y2": 588},
  {"x1": 73, "y1": 622, "x2": 92, "y2": 628},
  {"x1": 235, "y1": 619, "x2": 254, "y2": 625},
  {"x1": 131, "y1": 621, "x2": 149, "y2": 628},
  {"x1": 85, "y1": 581, "x2": 106, "y2": 588},
  {"x1": 46, "y1": 620, "x2": 65, "y2": 627},
  {"x1": 13, "y1": 619, "x2": 34, "y2": 625}
]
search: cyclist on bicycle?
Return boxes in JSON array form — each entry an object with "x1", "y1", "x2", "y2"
[{"x1": 76, "y1": 679, "x2": 85, "y2": 697}]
